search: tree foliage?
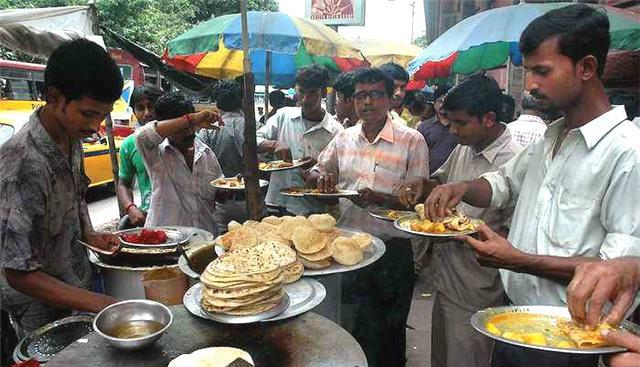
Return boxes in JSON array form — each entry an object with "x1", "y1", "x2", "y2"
[
  {"x1": 413, "y1": 32, "x2": 428, "y2": 48},
  {"x1": 0, "y1": 0, "x2": 279, "y2": 59}
]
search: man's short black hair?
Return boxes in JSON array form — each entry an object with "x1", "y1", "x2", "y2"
[
  {"x1": 333, "y1": 71, "x2": 356, "y2": 99},
  {"x1": 352, "y1": 68, "x2": 395, "y2": 97},
  {"x1": 500, "y1": 94, "x2": 516, "y2": 122},
  {"x1": 442, "y1": 73, "x2": 502, "y2": 120},
  {"x1": 379, "y1": 62, "x2": 410, "y2": 83},
  {"x1": 130, "y1": 85, "x2": 163, "y2": 108},
  {"x1": 45, "y1": 39, "x2": 123, "y2": 103},
  {"x1": 520, "y1": 4, "x2": 610, "y2": 77},
  {"x1": 269, "y1": 90, "x2": 286, "y2": 108},
  {"x1": 155, "y1": 92, "x2": 195, "y2": 120},
  {"x1": 295, "y1": 64, "x2": 330, "y2": 90},
  {"x1": 215, "y1": 80, "x2": 242, "y2": 112}
]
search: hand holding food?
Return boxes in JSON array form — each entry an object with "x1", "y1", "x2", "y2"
[
  {"x1": 398, "y1": 179, "x2": 425, "y2": 208},
  {"x1": 567, "y1": 258, "x2": 640, "y2": 329},
  {"x1": 273, "y1": 142, "x2": 292, "y2": 162},
  {"x1": 424, "y1": 182, "x2": 469, "y2": 221},
  {"x1": 316, "y1": 173, "x2": 337, "y2": 193},
  {"x1": 85, "y1": 231, "x2": 121, "y2": 253}
]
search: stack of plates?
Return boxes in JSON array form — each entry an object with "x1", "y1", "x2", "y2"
[{"x1": 200, "y1": 242, "x2": 295, "y2": 316}]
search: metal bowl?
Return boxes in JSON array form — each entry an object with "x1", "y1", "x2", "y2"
[{"x1": 93, "y1": 299, "x2": 173, "y2": 350}]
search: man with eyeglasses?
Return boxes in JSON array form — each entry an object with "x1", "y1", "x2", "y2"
[
  {"x1": 257, "y1": 65, "x2": 343, "y2": 216},
  {"x1": 306, "y1": 67, "x2": 429, "y2": 367}
]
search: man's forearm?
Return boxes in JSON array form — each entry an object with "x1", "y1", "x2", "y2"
[
  {"x1": 257, "y1": 140, "x2": 276, "y2": 153},
  {"x1": 116, "y1": 180, "x2": 135, "y2": 215},
  {"x1": 509, "y1": 253, "x2": 600, "y2": 283},
  {"x1": 461, "y1": 178, "x2": 494, "y2": 208},
  {"x1": 5, "y1": 269, "x2": 115, "y2": 313}
]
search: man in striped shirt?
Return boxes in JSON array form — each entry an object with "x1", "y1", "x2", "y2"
[{"x1": 307, "y1": 67, "x2": 429, "y2": 367}]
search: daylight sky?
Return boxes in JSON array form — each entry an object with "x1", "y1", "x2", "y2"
[{"x1": 277, "y1": 0, "x2": 427, "y2": 45}]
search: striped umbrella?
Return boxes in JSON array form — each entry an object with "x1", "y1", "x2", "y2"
[
  {"x1": 352, "y1": 39, "x2": 422, "y2": 68},
  {"x1": 163, "y1": 11, "x2": 367, "y2": 87},
  {"x1": 407, "y1": 2, "x2": 640, "y2": 89}
]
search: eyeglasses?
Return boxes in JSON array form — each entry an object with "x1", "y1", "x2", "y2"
[{"x1": 352, "y1": 90, "x2": 387, "y2": 101}]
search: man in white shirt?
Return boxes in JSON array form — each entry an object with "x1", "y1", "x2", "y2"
[
  {"x1": 136, "y1": 92, "x2": 223, "y2": 235},
  {"x1": 423, "y1": 5, "x2": 640, "y2": 367},
  {"x1": 507, "y1": 93, "x2": 548, "y2": 146},
  {"x1": 257, "y1": 65, "x2": 343, "y2": 216},
  {"x1": 399, "y1": 74, "x2": 522, "y2": 367}
]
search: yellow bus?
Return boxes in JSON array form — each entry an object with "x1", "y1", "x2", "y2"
[{"x1": 0, "y1": 59, "x2": 132, "y2": 188}]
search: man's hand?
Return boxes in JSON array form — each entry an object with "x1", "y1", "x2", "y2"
[
  {"x1": 349, "y1": 188, "x2": 375, "y2": 208},
  {"x1": 567, "y1": 258, "x2": 640, "y2": 329},
  {"x1": 190, "y1": 110, "x2": 224, "y2": 131},
  {"x1": 398, "y1": 179, "x2": 425, "y2": 208},
  {"x1": 274, "y1": 142, "x2": 292, "y2": 162},
  {"x1": 425, "y1": 181, "x2": 469, "y2": 221},
  {"x1": 127, "y1": 205, "x2": 146, "y2": 227},
  {"x1": 316, "y1": 173, "x2": 337, "y2": 193},
  {"x1": 299, "y1": 156, "x2": 317, "y2": 170},
  {"x1": 84, "y1": 231, "x2": 121, "y2": 254},
  {"x1": 603, "y1": 329, "x2": 640, "y2": 367},
  {"x1": 457, "y1": 224, "x2": 527, "y2": 270}
]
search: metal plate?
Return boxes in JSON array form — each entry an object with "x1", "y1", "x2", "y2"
[
  {"x1": 368, "y1": 208, "x2": 414, "y2": 222},
  {"x1": 117, "y1": 227, "x2": 189, "y2": 249},
  {"x1": 303, "y1": 228, "x2": 386, "y2": 276},
  {"x1": 268, "y1": 278, "x2": 326, "y2": 321},
  {"x1": 213, "y1": 228, "x2": 386, "y2": 277},
  {"x1": 471, "y1": 305, "x2": 640, "y2": 354},
  {"x1": 164, "y1": 226, "x2": 214, "y2": 249},
  {"x1": 302, "y1": 190, "x2": 359, "y2": 198},
  {"x1": 14, "y1": 315, "x2": 94, "y2": 363},
  {"x1": 183, "y1": 283, "x2": 290, "y2": 324},
  {"x1": 211, "y1": 178, "x2": 269, "y2": 191},
  {"x1": 183, "y1": 279, "x2": 325, "y2": 323},
  {"x1": 394, "y1": 213, "x2": 483, "y2": 238},
  {"x1": 259, "y1": 159, "x2": 306, "y2": 172},
  {"x1": 280, "y1": 187, "x2": 309, "y2": 197}
]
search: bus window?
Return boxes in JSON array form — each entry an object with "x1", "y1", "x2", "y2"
[
  {"x1": 119, "y1": 64, "x2": 133, "y2": 81},
  {"x1": 3, "y1": 79, "x2": 32, "y2": 100}
]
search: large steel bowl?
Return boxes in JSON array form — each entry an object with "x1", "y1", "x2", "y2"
[{"x1": 93, "y1": 299, "x2": 172, "y2": 350}]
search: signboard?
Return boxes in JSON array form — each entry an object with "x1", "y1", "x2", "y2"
[{"x1": 305, "y1": 0, "x2": 366, "y2": 27}]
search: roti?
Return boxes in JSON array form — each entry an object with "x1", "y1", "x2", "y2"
[{"x1": 168, "y1": 347, "x2": 254, "y2": 367}]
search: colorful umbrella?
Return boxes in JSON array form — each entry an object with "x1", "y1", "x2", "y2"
[
  {"x1": 163, "y1": 11, "x2": 366, "y2": 87},
  {"x1": 352, "y1": 39, "x2": 422, "y2": 68},
  {"x1": 407, "y1": 2, "x2": 640, "y2": 88}
]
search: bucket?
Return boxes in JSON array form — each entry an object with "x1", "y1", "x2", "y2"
[{"x1": 141, "y1": 267, "x2": 188, "y2": 306}]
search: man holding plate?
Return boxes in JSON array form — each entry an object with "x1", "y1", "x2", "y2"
[
  {"x1": 423, "y1": 5, "x2": 640, "y2": 367},
  {"x1": 399, "y1": 73, "x2": 522, "y2": 367},
  {"x1": 307, "y1": 67, "x2": 429, "y2": 367}
]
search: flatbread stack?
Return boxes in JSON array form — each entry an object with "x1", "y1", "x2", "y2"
[{"x1": 200, "y1": 243, "x2": 287, "y2": 316}]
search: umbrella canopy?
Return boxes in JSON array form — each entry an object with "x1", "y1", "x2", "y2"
[
  {"x1": 163, "y1": 11, "x2": 366, "y2": 87},
  {"x1": 407, "y1": 2, "x2": 640, "y2": 87},
  {"x1": 353, "y1": 39, "x2": 422, "y2": 68}
]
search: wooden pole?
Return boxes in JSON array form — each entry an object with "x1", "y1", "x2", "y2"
[
  {"x1": 104, "y1": 113, "x2": 123, "y2": 213},
  {"x1": 240, "y1": 0, "x2": 263, "y2": 220},
  {"x1": 265, "y1": 50, "x2": 271, "y2": 121}
]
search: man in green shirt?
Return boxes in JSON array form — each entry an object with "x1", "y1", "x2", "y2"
[{"x1": 116, "y1": 85, "x2": 163, "y2": 227}]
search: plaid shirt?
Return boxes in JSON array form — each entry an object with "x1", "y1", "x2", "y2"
[{"x1": 312, "y1": 115, "x2": 429, "y2": 240}]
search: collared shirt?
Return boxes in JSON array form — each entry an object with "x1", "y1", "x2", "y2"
[
  {"x1": 0, "y1": 110, "x2": 92, "y2": 317},
  {"x1": 507, "y1": 114, "x2": 547, "y2": 147},
  {"x1": 257, "y1": 107, "x2": 343, "y2": 215},
  {"x1": 481, "y1": 106, "x2": 640, "y2": 306},
  {"x1": 390, "y1": 110, "x2": 408, "y2": 126},
  {"x1": 118, "y1": 134, "x2": 152, "y2": 211},
  {"x1": 312, "y1": 116, "x2": 429, "y2": 241},
  {"x1": 417, "y1": 116, "x2": 459, "y2": 175},
  {"x1": 136, "y1": 123, "x2": 223, "y2": 235},
  {"x1": 198, "y1": 110, "x2": 245, "y2": 177},
  {"x1": 432, "y1": 127, "x2": 522, "y2": 310}
]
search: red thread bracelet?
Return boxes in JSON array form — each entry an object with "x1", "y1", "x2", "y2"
[
  {"x1": 184, "y1": 113, "x2": 193, "y2": 128},
  {"x1": 124, "y1": 202, "x2": 136, "y2": 213}
]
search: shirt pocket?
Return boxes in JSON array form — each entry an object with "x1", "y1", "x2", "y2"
[{"x1": 542, "y1": 187, "x2": 598, "y2": 253}]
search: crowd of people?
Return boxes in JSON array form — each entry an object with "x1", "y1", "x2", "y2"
[{"x1": 1, "y1": 4, "x2": 640, "y2": 367}]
